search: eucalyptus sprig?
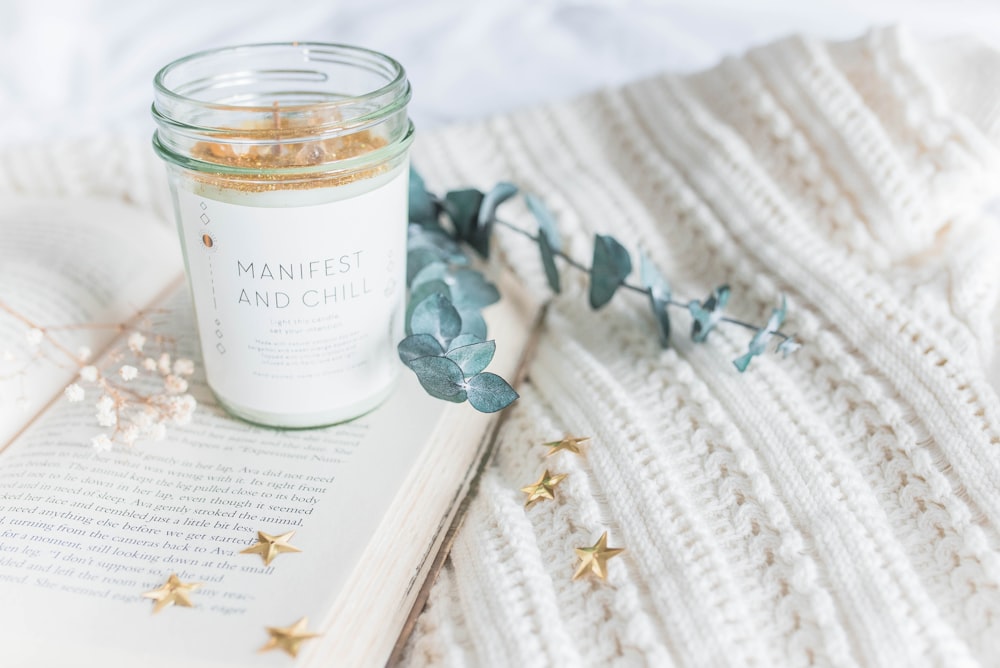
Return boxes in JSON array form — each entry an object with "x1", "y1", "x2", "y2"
[{"x1": 400, "y1": 168, "x2": 800, "y2": 413}]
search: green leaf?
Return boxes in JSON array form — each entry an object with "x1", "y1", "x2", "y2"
[
  {"x1": 410, "y1": 261, "x2": 448, "y2": 290},
  {"x1": 457, "y1": 308, "x2": 488, "y2": 340},
  {"x1": 443, "y1": 189, "x2": 484, "y2": 246},
  {"x1": 526, "y1": 193, "x2": 561, "y2": 252},
  {"x1": 405, "y1": 280, "x2": 451, "y2": 335},
  {"x1": 410, "y1": 293, "x2": 462, "y2": 348},
  {"x1": 479, "y1": 182, "x2": 518, "y2": 228},
  {"x1": 446, "y1": 340, "x2": 496, "y2": 376},
  {"x1": 448, "y1": 268, "x2": 501, "y2": 309},
  {"x1": 733, "y1": 296, "x2": 787, "y2": 372},
  {"x1": 538, "y1": 231, "x2": 561, "y2": 294},
  {"x1": 408, "y1": 167, "x2": 439, "y2": 225},
  {"x1": 407, "y1": 248, "x2": 442, "y2": 285},
  {"x1": 640, "y1": 253, "x2": 671, "y2": 347},
  {"x1": 776, "y1": 335, "x2": 801, "y2": 358},
  {"x1": 689, "y1": 285, "x2": 730, "y2": 343},
  {"x1": 732, "y1": 351, "x2": 755, "y2": 373},
  {"x1": 408, "y1": 224, "x2": 466, "y2": 263},
  {"x1": 448, "y1": 333, "x2": 484, "y2": 350},
  {"x1": 408, "y1": 356, "x2": 468, "y2": 403},
  {"x1": 398, "y1": 334, "x2": 445, "y2": 364},
  {"x1": 639, "y1": 253, "x2": 670, "y2": 302},
  {"x1": 472, "y1": 182, "x2": 518, "y2": 258},
  {"x1": 465, "y1": 372, "x2": 518, "y2": 412},
  {"x1": 589, "y1": 234, "x2": 632, "y2": 309}
]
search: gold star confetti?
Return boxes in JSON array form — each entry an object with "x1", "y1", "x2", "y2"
[
  {"x1": 141, "y1": 573, "x2": 202, "y2": 613},
  {"x1": 240, "y1": 530, "x2": 302, "y2": 566},
  {"x1": 542, "y1": 435, "x2": 590, "y2": 457},
  {"x1": 259, "y1": 617, "x2": 322, "y2": 658},
  {"x1": 573, "y1": 532, "x2": 625, "y2": 581},
  {"x1": 520, "y1": 469, "x2": 567, "y2": 508}
]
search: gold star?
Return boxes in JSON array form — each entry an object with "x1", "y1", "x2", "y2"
[
  {"x1": 573, "y1": 532, "x2": 625, "y2": 581},
  {"x1": 240, "y1": 530, "x2": 302, "y2": 566},
  {"x1": 542, "y1": 435, "x2": 590, "y2": 457},
  {"x1": 259, "y1": 617, "x2": 321, "y2": 658},
  {"x1": 520, "y1": 469, "x2": 567, "y2": 508},
  {"x1": 141, "y1": 573, "x2": 201, "y2": 613}
]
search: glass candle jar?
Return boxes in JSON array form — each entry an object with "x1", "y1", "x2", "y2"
[{"x1": 152, "y1": 43, "x2": 413, "y2": 428}]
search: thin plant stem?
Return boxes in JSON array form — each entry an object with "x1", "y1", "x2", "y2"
[{"x1": 493, "y1": 218, "x2": 792, "y2": 342}]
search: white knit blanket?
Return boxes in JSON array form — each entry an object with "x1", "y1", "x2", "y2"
[
  {"x1": 400, "y1": 27, "x2": 1000, "y2": 667},
  {"x1": 2, "y1": 26, "x2": 999, "y2": 668}
]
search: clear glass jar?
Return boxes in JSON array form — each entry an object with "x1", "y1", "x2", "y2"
[{"x1": 152, "y1": 43, "x2": 414, "y2": 428}]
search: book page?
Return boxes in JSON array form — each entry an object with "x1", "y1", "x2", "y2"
[
  {"x1": 0, "y1": 197, "x2": 181, "y2": 445},
  {"x1": 0, "y1": 291, "x2": 451, "y2": 668}
]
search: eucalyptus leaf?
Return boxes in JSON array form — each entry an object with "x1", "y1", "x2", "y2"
[
  {"x1": 448, "y1": 333, "x2": 484, "y2": 350},
  {"x1": 408, "y1": 356, "x2": 468, "y2": 403},
  {"x1": 410, "y1": 261, "x2": 449, "y2": 290},
  {"x1": 410, "y1": 293, "x2": 462, "y2": 348},
  {"x1": 446, "y1": 340, "x2": 496, "y2": 377},
  {"x1": 405, "y1": 280, "x2": 451, "y2": 335},
  {"x1": 465, "y1": 372, "x2": 518, "y2": 413},
  {"x1": 408, "y1": 167, "x2": 439, "y2": 226},
  {"x1": 776, "y1": 334, "x2": 801, "y2": 358},
  {"x1": 526, "y1": 193, "x2": 561, "y2": 252},
  {"x1": 689, "y1": 285, "x2": 730, "y2": 342},
  {"x1": 640, "y1": 253, "x2": 671, "y2": 346},
  {"x1": 479, "y1": 182, "x2": 518, "y2": 227},
  {"x1": 589, "y1": 234, "x2": 632, "y2": 309},
  {"x1": 457, "y1": 308, "x2": 488, "y2": 340},
  {"x1": 732, "y1": 296, "x2": 788, "y2": 370},
  {"x1": 448, "y1": 268, "x2": 501, "y2": 309},
  {"x1": 408, "y1": 224, "x2": 467, "y2": 264},
  {"x1": 640, "y1": 253, "x2": 671, "y2": 302},
  {"x1": 398, "y1": 334, "x2": 445, "y2": 365},
  {"x1": 538, "y1": 231, "x2": 561, "y2": 294},
  {"x1": 407, "y1": 248, "x2": 442, "y2": 285},
  {"x1": 443, "y1": 189, "x2": 484, "y2": 246}
]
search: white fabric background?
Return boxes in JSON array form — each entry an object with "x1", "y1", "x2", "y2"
[{"x1": 2, "y1": 1, "x2": 1000, "y2": 145}]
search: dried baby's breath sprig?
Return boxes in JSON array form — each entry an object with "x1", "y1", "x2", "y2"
[{"x1": 0, "y1": 300, "x2": 197, "y2": 449}]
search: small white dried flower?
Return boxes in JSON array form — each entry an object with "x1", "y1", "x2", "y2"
[
  {"x1": 95, "y1": 394, "x2": 117, "y2": 427},
  {"x1": 90, "y1": 434, "x2": 113, "y2": 451},
  {"x1": 142, "y1": 357, "x2": 157, "y2": 371},
  {"x1": 25, "y1": 329, "x2": 44, "y2": 347},
  {"x1": 64, "y1": 383, "x2": 85, "y2": 402},
  {"x1": 146, "y1": 423, "x2": 167, "y2": 442},
  {"x1": 119, "y1": 365, "x2": 138, "y2": 381},
  {"x1": 127, "y1": 332, "x2": 146, "y2": 354},
  {"x1": 168, "y1": 394, "x2": 197, "y2": 425},
  {"x1": 96, "y1": 410, "x2": 117, "y2": 428},
  {"x1": 1, "y1": 349, "x2": 14, "y2": 362},
  {"x1": 95, "y1": 395, "x2": 114, "y2": 413},
  {"x1": 76, "y1": 346, "x2": 92, "y2": 362},
  {"x1": 173, "y1": 358, "x2": 195, "y2": 377},
  {"x1": 163, "y1": 374, "x2": 188, "y2": 394},
  {"x1": 157, "y1": 353, "x2": 171, "y2": 376},
  {"x1": 121, "y1": 425, "x2": 140, "y2": 446},
  {"x1": 79, "y1": 365, "x2": 99, "y2": 383}
]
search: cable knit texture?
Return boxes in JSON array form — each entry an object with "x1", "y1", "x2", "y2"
[
  {"x1": 398, "y1": 28, "x2": 1000, "y2": 668},
  {"x1": 2, "y1": 26, "x2": 999, "y2": 668}
]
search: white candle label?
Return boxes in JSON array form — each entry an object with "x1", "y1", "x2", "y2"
[{"x1": 175, "y1": 167, "x2": 408, "y2": 421}]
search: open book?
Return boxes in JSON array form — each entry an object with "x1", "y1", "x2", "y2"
[{"x1": 0, "y1": 196, "x2": 535, "y2": 667}]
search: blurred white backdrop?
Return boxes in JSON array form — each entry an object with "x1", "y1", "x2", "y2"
[{"x1": 2, "y1": 0, "x2": 1000, "y2": 145}]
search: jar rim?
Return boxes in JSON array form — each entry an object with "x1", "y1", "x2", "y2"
[{"x1": 153, "y1": 41, "x2": 408, "y2": 115}]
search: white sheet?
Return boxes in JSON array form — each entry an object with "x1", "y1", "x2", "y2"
[{"x1": 2, "y1": 0, "x2": 1000, "y2": 145}]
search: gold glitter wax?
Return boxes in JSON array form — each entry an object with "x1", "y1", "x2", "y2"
[{"x1": 190, "y1": 106, "x2": 390, "y2": 192}]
